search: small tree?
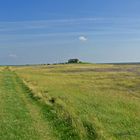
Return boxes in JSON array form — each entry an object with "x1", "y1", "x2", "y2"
[{"x1": 68, "y1": 59, "x2": 80, "y2": 64}]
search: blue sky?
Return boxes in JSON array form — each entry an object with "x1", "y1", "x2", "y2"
[{"x1": 0, "y1": 0, "x2": 140, "y2": 65}]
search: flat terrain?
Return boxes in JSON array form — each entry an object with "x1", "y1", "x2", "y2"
[{"x1": 0, "y1": 64, "x2": 140, "y2": 140}]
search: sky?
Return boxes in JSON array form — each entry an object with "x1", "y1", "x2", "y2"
[{"x1": 0, "y1": 0, "x2": 140, "y2": 65}]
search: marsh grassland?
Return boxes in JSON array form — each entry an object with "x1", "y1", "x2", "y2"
[{"x1": 0, "y1": 64, "x2": 140, "y2": 140}]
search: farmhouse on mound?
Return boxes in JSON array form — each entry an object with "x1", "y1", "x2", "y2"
[{"x1": 68, "y1": 59, "x2": 80, "y2": 64}]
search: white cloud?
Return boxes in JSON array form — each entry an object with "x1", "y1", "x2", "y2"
[{"x1": 79, "y1": 36, "x2": 87, "y2": 42}]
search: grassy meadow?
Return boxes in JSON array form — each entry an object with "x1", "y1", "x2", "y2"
[{"x1": 0, "y1": 64, "x2": 140, "y2": 140}]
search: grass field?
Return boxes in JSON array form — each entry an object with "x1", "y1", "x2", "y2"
[{"x1": 0, "y1": 64, "x2": 140, "y2": 140}]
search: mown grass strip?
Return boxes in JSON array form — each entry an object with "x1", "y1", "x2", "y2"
[{"x1": 0, "y1": 70, "x2": 39, "y2": 140}]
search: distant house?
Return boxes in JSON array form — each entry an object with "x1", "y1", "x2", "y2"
[{"x1": 68, "y1": 59, "x2": 80, "y2": 64}]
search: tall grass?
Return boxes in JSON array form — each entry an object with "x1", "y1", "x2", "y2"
[{"x1": 14, "y1": 64, "x2": 140, "y2": 139}]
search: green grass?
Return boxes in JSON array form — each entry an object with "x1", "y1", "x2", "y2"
[
  {"x1": 0, "y1": 64, "x2": 140, "y2": 139},
  {"x1": 0, "y1": 69, "x2": 56, "y2": 140}
]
